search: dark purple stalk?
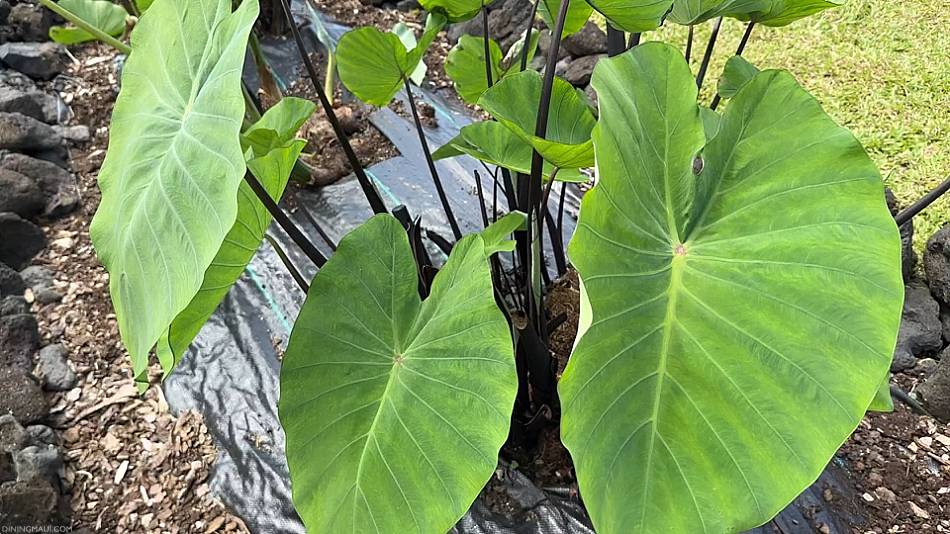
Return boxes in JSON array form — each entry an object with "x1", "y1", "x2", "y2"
[
  {"x1": 474, "y1": 170, "x2": 490, "y2": 228},
  {"x1": 519, "y1": 0, "x2": 542, "y2": 72},
  {"x1": 298, "y1": 206, "x2": 338, "y2": 251},
  {"x1": 277, "y1": 0, "x2": 388, "y2": 215},
  {"x1": 244, "y1": 173, "x2": 327, "y2": 268},
  {"x1": 627, "y1": 32, "x2": 641, "y2": 49},
  {"x1": 524, "y1": 0, "x2": 571, "y2": 329},
  {"x1": 606, "y1": 24, "x2": 625, "y2": 57},
  {"x1": 895, "y1": 175, "x2": 950, "y2": 226},
  {"x1": 695, "y1": 17, "x2": 723, "y2": 90},
  {"x1": 685, "y1": 25, "x2": 694, "y2": 61},
  {"x1": 482, "y1": 4, "x2": 494, "y2": 87},
  {"x1": 264, "y1": 234, "x2": 309, "y2": 293},
  {"x1": 403, "y1": 77, "x2": 463, "y2": 240}
]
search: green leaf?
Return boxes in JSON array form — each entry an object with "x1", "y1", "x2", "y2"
[
  {"x1": 481, "y1": 210, "x2": 527, "y2": 254},
  {"x1": 432, "y1": 121, "x2": 585, "y2": 182},
  {"x1": 337, "y1": 15, "x2": 446, "y2": 106},
  {"x1": 393, "y1": 22, "x2": 428, "y2": 85},
  {"x1": 445, "y1": 35, "x2": 505, "y2": 104},
  {"x1": 445, "y1": 33, "x2": 540, "y2": 105},
  {"x1": 135, "y1": 0, "x2": 153, "y2": 11},
  {"x1": 48, "y1": 0, "x2": 127, "y2": 45},
  {"x1": 583, "y1": 0, "x2": 674, "y2": 32},
  {"x1": 718, "y1": 54, "x2": 761, "y2": 99},
  {"x1": 538, "y1": 0, "x2": 594, "y2": 38},
  {"x1": 478, "y1": 70, "x2": 596, "y2": 168},
  {"x1": 280, "y1": 214, "x2": 517, "y2": 533},
  {"x1": 418, "y1": 0, "x2": 487, "y2": 21},
  {"x1": 868, "y1": 377, "x2": 894, "y2": 413},
  {"x1": 155, "y1": 97, "x2": 315, "y2": 373},
  {"x1": 561, "y1": 42, "x2": 902, "y2": 533},
  {"x1": 712, "y1": 0, "x2": 844, "y2": 26},
  {"x1": 89, "y1": 0, "x2": 259, "y2": 385},
  {"x1": 699, "y1": 106, "x2": 721, "y2": 141}
]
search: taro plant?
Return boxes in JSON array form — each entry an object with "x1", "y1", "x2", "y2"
[{"x1": 79, "y1": 0, "x2": 950, "y2": 531}]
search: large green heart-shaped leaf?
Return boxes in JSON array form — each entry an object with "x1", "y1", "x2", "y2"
[
  {"x1": 583, "y1": 0, "x2": 674, "y2": 32},
  {"x1": 433, "y1": 121, "x2": 585, "y2": 182},
  {"x1": 337, "y1": 14, "x2": 446, "y2": 106},
  {"x1": 478, "y1": 70, "x2": 596, "y2": 169},
  {"x1": 49, "y1": 0, "x2": 128, "y2": 45},
  {"x1": 538, "y1": 0, "x2": 594, "y2": 38},
  {"x1": 280, "y1": 214, "x2": 518, "y2": 533},
  {"x1": 155, "y1": 97, "x2": 315, "y2": 373},
  {"x1": 444, "y1": 33, "x2": 539, "y2": 105},
  {"x1": 89, "y1": 0, "x2": 258, "y2": 386},
  {"x1": 560, "y1": 42, "x2": 902, "y2": 533}
]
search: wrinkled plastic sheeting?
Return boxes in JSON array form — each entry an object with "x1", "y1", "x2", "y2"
[{"x1": 164, "y1": 3, "x2": 867, "y2": 533}]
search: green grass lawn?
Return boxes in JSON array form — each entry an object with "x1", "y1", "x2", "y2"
[{"x1": 642, "y1": 0, "x2": 950, "y2": 250}]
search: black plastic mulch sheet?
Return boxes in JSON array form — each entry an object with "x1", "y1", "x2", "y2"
[{"x1": 163, "y1": 4, "x2": 869, "y2": 533}]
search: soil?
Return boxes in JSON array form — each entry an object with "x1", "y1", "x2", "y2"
[{"x1": 33, "y1": 43, "x2": 249, "y2": 532}]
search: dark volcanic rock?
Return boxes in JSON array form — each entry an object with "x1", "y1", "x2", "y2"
[
  {"x1": 0, "y1": 42, "x2": 65, "y2": 81},
  {"x1": 0, "y1": 368, "x2": 47, "y2": 423},
  {"x1": 0, "y1": 212, "x2": 45, "y2": 269},
  {"x1": 0, "y1": 313, "x2": 39, "y2": 371},
  {"x1": 0, "y1": 86, "x2": 63, "y2": 123},
  {"x1": 924, "y1": 225, "x2": 950, "y2": 307},
  {"x1": 0, "y1": 67, "x2": 35, "y2": 90},
  {"x1": 0, "y1": 152, "x2": 79, "y2": 216},
  {"x1": 885, "y1": 188, "x2": 915, "y2": 281},
  {"x1": 36, "y1": 344, "x2": 77, "y2": 391},
  {"x1": 0, "y1": 414, "x2": 26, "y2": 453},
  {"x1": 0, "y1": 296, "x2": 29, "y2": 316},
  {"x1": 563, "y1": 21, "x2": 608, "y2": 57},
  {"x1": 560, "y1": 54, "x2": 602, "y2": 87},
  {"x1": 0, "y1": 167, "x2": 44, "y2": 218},
  {"x1": 891, "y1": 279, "x2": 945, "y2": 371},
  {"x1": 942, "y1": 308, "x2": 950, "y2": 344},
  {"x1": 12, "y1": 445, "x2": 62, "y2": 484},
  {"x1": 0, "y1": 262, "x2": 24, "y2": 297},
  {"x1": 7, "y1": 4, "x2": 57, "y2": 42},
  {"x1": 917, "y1": 346, "x2": 950, "y2": 421},
  {"x1": 0, "y1": 479, "x2": 63, "y2": 527},
  {"x1": 0, "y1": 111, "x2": 61, "y2": 151},
  {"x1": 448, "y1": 0, "x2": 532, "y2": 50}
]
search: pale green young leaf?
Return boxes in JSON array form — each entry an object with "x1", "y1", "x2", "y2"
[
  {"x1": 481, "y1": 210, "x2": 526, "y2": 254},
  {"x1": 561, "y1": 42, "x2": 902, "y2": 533},
  {"x1": 280, "y1": 214, "x2": 517, "y2": 533},
  {"x1": 89, "y1": 0, "x2": 259, "y2": 386},
  {"x1": 538, "y1": 0, "x2": 594, "y2": 38},
  {"x1": 445, "y1": 35, "x2": 506, "y2": 104},
  {"x1": 49, "y1": 0, "x2": 128, "y2": 45},
  {"x1": 868, "y1": 377, "x2": 894, "y2": 412},
  {"x1": 718, "y1": 54, "x2": 761, "y2": 99},
  {"x1": 156, "y1": 97, "x2": 315, "y2": 373},
  {"x1": 418, "y1": 0, "x2": 488, "y2": 21},
  {"x1": 478, "y1": 70, "x2": 596, "y2": 168}
]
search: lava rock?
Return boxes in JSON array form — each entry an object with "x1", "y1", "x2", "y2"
[
  {"x1": 0, "y1": 68, "x2": 36, "y2": 90},
  {"x1": 0, "y1": 368, "x2": 47, "y2": 423},
  {"x1": 538, "y1": 29, "x2": 571, "y2": 62},
  {"x1": 0, "y1": 296, "x2": 28, "y2": 316},
  {"x1": 0, "y1": 414, "x2": 26, "y2": 453},
  {"x1": 942, "y1": 308, "x2": 950, "y2": 344},
  {"x1": 891, "y1": 280, "x2": 945, "y2": 371},
  {"x1": 0, "y1": 262, "x2": 24, "y2": 297},
  {"x1": 924, "y1": 225, "x2": 950, "y2": 307},
  {"x1": 448, "y1": 0, "x2": 532, "y2": 50},
  {"x1": 7, "y1": 4, "x2": 57, "y2": 42},
  {"x1": 917, "y1": 346, "x2": 950, "y2": 421},
  {"x1": 36, "y1": 344, "x2": 76, "y2": 391},
  {"x1": 885, "y1": 189, "x2": 916, "y2": 281},
  {"x1": 0, "y1": 1, "x2": 10, "y2": 24},
  {"x1": 563, "y1": 21, "x2": 608, "y2": 57},
  {"x1": 53, "y1": 124, "x2": 89, "y2": 143},
  {"x1": 0, "y1": 212, "x2": 46, "y2": 269},
  {"x1": 12, "y1": 445, "x2": 62, "y2": 484},
  {"x1": 33, "y1": 287, "x2": 61, "y2": 304},
  {"x1": 0, "y1": 86, "x2": 62, "y2": 124},
  {"x1": 0, "y1": 111, "x2": 62, "y2": 151},
  {"x1": 0, "y1": 479, "x2": 62, "y2": 527},
  {"x1": 395, "y1": 0, "x2": 420, "y2": 10},
  {"x1": 0, "y1": 42, "x2": 65, "y2": 81},
  {"x1": 0, "y1": 313, "x2": 39, "y2": 371},
  {"x1": 0, "y1": 152, "x2": 80, "y2": 217},
  {"x1": 19, "y1": 264, "x2": 52, "y2": 290},
  {"x1": 560, "y1": 54, "x2": 602, "y2": 87},
  {"x1": 24, "y1": 425, "x2": 57, "y2": 447},
  {"x1": 0, "y1": 167, "x2": 44, "y2": 218},
  {"x1": 0, "y1": 453, "x2": 13, "y2": 484}
]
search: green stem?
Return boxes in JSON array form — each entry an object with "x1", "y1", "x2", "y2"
[{"x1": 39, "y1": 0, "x2": 132, "y2": 55}]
